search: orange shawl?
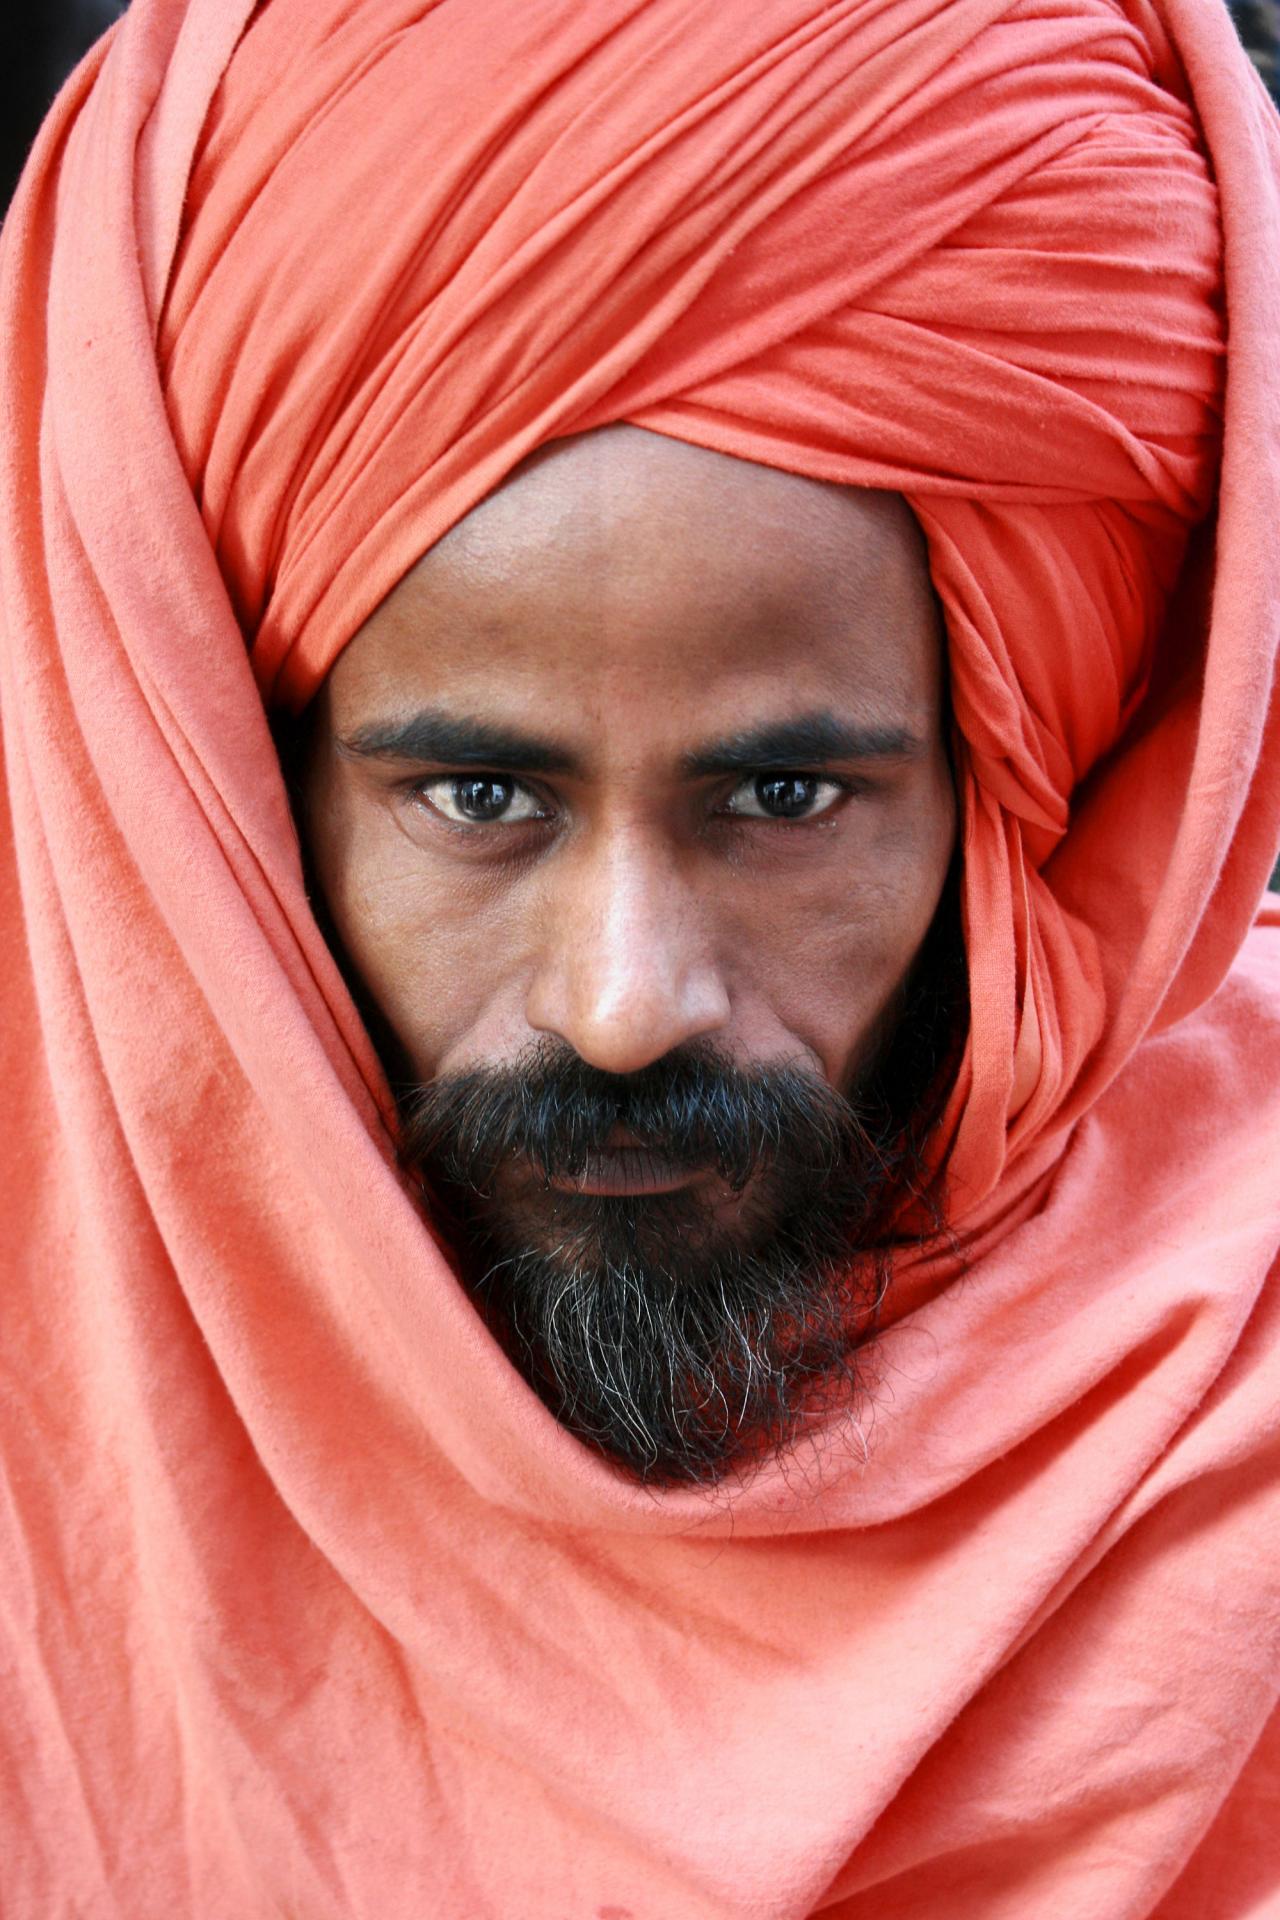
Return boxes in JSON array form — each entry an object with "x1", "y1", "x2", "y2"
[{"x1": 2, "y1": 0, "x2": 1279, "y2": 1912}]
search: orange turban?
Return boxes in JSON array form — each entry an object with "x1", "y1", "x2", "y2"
[{"x1": 2, "y1": 0, "x2": 1279, "y2": 1912}]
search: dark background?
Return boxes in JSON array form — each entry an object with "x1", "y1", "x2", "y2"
[{"x1": 2, "y1": 1, "x2": 125, "y2": 210}]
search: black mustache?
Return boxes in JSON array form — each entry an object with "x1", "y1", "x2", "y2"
[{"x1": 398, "y1": 1039, "x2": 869, "y2": 1195}]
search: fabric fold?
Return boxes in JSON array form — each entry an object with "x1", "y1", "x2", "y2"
[{"x1": 2, "y1": 0, "x2": 1278, "y2": 1912}]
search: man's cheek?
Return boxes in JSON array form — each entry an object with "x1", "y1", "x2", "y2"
[
  {"x1": 347, "y1": 896, "x2": 532, "y2": 1081},
  {"x1": 739, "y1": 895, "x2": 924, "y2": 1083}
]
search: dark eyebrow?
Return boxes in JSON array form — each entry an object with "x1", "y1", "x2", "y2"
[
  {"x1": 336, "y1": 708, "x2": 576, "y2": 774},
  {"x1": 682, "y1": 711, "x2": 923, "y2": 777}
]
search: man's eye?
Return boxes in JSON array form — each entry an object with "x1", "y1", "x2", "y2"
[
  {"x1": 724, "y1": 773, "x2": 846, "y2": 821},
  {"x1": 416, "y1": 775, "x2": 547, "y2": 825}
]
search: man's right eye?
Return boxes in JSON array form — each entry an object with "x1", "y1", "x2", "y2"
[
  {"x1": 414, "y1": 774, "x2": 548, "y2": 825},
  {"x1": 722, "y1": 772, "x2": 849, "y2": 821}
]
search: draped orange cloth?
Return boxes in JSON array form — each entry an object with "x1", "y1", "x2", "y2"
[{"x1": 2, "y1": 0, "x2": 1279, "y2": 1912}]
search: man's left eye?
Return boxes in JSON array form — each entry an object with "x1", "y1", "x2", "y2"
[
  {"x1": 416, "y1": 775, "x2": 547, "y2": 824},
  {"x1": 723, "y1": 773, "x2": 846, "y2": 821}
]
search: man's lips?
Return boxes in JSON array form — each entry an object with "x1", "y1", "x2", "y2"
[
  {"x1": 547, "y1": 1146, "x2": 700, "y2": 1197},
  {"x1": 540, "y1": 1126, "x2": 704, "y2": 1197}
]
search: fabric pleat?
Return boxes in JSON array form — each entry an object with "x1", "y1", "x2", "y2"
[{"x1": 2, "y1": 1, "x2": 1279, "y2": 1913}]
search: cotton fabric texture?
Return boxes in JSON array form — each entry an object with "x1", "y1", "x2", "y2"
[{"x1": 2, "y1": 0, "x2": 1279, "y2": 1913}]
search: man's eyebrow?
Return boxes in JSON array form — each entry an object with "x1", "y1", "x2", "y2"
[
  {"x1": 336, "y1": 708, "x2": 576, "y2": 773},
  {"x1": 682, "y1": 711, "x2": 923, "y2": 776}
]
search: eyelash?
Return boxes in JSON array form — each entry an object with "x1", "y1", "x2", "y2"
[{"x1": 406, "y1": 771, "x2": 859, "y2": 829}]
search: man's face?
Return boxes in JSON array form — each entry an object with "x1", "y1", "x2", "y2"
[{"x1": 300, "y1": 425, "x2": 959, "y2": 1482}]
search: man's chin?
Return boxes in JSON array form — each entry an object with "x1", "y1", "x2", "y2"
[
  {"x1": 395, "y1": 973, "x2": 966, "y2": 1480},
  {"x1": 432, "y1": 1177, "x2": 876, "y2": 1487}
]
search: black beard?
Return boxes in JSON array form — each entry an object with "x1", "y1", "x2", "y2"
[{"x1": 396, "y1": 885, "x2": 964, "y2": 1488}]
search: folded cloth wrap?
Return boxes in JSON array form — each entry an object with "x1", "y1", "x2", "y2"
[{"x1": 2, "y1": 0, "x2": 1279, "y2": 1913}]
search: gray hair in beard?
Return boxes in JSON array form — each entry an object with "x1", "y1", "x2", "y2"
[{"x1": 398, "y1": 955, "x2": 957, "y2": 1487}]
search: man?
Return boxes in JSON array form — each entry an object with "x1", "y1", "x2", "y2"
[
  {"x1": 292, "y1": 430, "x2": 964, "y2": 1486},
  {"x1": 1, "y1": 0, "x2": 1278, "y2": 1914}
]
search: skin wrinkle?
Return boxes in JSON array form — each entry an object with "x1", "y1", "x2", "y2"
[{"x1": 296, "y1": 423, "x2": 963, "y2": 1482}]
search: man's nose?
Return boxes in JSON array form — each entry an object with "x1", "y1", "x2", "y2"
[{"x1": 524, "y1": 828, "x2": 731, "y2": 1074}]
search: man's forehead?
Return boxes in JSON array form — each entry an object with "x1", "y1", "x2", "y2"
[
  {"x1": 428, "y1": 424, "x2": 923, "y2": 579},
  {"x1": 320, "y1": 430, "x2": 944, "y2": 741}
]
